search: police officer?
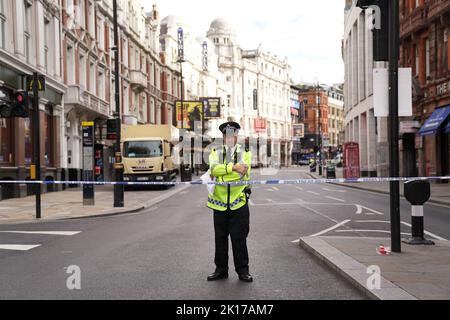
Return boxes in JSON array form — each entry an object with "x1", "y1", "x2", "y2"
[{"x1": 207, "y1": 122, "x2": 253, "y2": 283}]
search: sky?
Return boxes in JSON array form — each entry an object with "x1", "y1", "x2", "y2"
[{"x1": 142, "y1": 0, "x2": 345, "y2": 85}]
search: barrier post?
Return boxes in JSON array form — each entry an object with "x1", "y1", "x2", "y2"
[{"x1": 403, "y1": 180, "x2": 435, "y2": 245}]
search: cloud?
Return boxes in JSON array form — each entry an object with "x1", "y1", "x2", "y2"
[{"x1": 143, "y1": 0, "x2": 344, "y2": 85}]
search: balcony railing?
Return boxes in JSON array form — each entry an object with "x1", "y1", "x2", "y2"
[
  {"x1": 66, "y1": 85, "x2": 110, "y2": 118},
  {"x1": 150, "y1": 85, "x2": 162, "y2": 99},
  {"x1": 428, "y1": 0, "x2": 450, "y2": 21},
  {"x1": 400, "y1": 4, "x2": 429, "y2": 38},
  {"x1": 129, "y1": 70, "x2": 148, "y2": 91}
]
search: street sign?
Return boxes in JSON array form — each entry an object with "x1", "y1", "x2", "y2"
[
  {"x1": 177, "y1": 28, "x2": 184, "y2": 61},
  {"x1": 82, "y1": 122, "x2": 95, "y2": 206},
  {"x1": 373, "y1": 68, "x2": 413, "y2": 117},
  {"x1": 201, "y1": 97, "x2": 221, "y2": 119},
  {"x1": 26, "y1": 75, "x2": 46, "y2": 92},
  {"x1": 292, "y1": 123, "x2": 305, "y2": 139}
]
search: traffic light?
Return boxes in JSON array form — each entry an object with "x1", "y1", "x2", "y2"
[
  {"x1": 0, "y1": 91, "x2": 29, "y2": 118},
  {"x1": 356, "y1": 0, "x2": 389, "y2": 62},
  {"x1": 13, "y1": 91, "x2": 29, "y2": 118}
]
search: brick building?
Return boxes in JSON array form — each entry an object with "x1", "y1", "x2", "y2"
[
  {"x1": 298, "y1": 84, "x2": 329, "y2": 155},
  {"x1": 400, "y1": 0, "x2": 450, "y2": 178}
]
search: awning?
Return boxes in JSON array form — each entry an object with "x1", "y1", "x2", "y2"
[
  {"x1": 446, "y1": 122, "x2": 450, "y2": 134},
  {"x1": 419, "y1": 106, "x2": 450, "y2": 136}
]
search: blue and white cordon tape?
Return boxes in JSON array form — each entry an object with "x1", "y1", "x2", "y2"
[{"x1": 0, "y1": 176, "x2": 449, "y2": 186}]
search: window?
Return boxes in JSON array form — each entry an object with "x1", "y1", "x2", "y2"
[
  {"x1": 98, "y1": 69, "x2": 105, "y2": 100},
  {"x1": 415, "y1": 45, "x2": 419, "y2": 77},
  {"x1": 66, "y1": 44, "x2": 75, "y2": 84},
  {"x1": 0, "y1": 0, "x2": 5, "y2": 49},
  {"x1": 425, "y1": 38, "x2": 430, "y2": 79},
  {"x1": 124, "y1": 141, "x2": 162, "y2": 158},
  {"x1": 0, "y1": 118, "x2": 12, "y2": 164},
  {"x1": 79, "y1": 53, "x2": 86, "y2": 88},
  {"x1": 24, "y1": 0, "x2": 32, "y2": 63},
  {"x1": 89, "y1": 61, "x2": 96, "y2": 93},
  {"x1": 44, "y1": 109, "x2": 54, "y2": 167},
  {"x1": 24, "y1": 118, "x2": 32, "y2": 165},
  {"x1": 88, "y1": 1, "x2": 95, "y2": 35},
  {"x1": 44, "y1": 17, "x2": 50, "y2": 71}
]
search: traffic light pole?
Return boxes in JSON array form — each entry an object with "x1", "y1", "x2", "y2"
[
  {"x1": 32, "y1": 72, "x2": 41, "y2": 219},
  {"x1": 113, "y1": 0, "x2": 124, "y2": 208},
  {"x1": 388, "y1": 0, "x2": 401, "y2": 253}
]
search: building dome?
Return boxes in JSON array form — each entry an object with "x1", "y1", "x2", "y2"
[
  {"x1": 209, "y1": 18, "x2": 234, "y2": 33},
  {"x1": 160, "y1": 15, "x2": 187, "y2": 34}
]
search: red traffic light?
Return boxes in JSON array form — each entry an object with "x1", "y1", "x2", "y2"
[{"x1": 15, "y1": 92, "x2": 25, "y2": 104}]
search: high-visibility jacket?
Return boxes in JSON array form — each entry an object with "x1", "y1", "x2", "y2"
[{"x1": 207, "y1": 144, "x2": 252, "y2": 211}]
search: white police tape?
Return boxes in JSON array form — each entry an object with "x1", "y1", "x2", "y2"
[{"x1": 1, "y1": 176, "x2": 449, "y2": 186}]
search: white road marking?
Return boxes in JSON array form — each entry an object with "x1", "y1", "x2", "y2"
[
  {"x1": 355, "y1": 204, "x2": 384, "y2": 216},
  {"x1": 307, "y1": 191, "x2": 320, "y2": 196},
  {"x1": 250, "y1": 203, "x2": 298, "y2": 206},
  {"x1": 266, "y1": 199, "x2": 275, "y2": 203},
  {"x1": 309, "y1": 220, "x2": 351, "y2": 237},
  {"x1": 272, "y1": 187, "x2": 279, "y2": 191},
  {"x1": 295, "y1": 187, "x2": 304, "y2": 191},
  {"x1": 0, "y1": 245, "x2": 41, "y2": 251},
  {"x1": 335, "y1": 230, "x2": 411, "y2": 236},
  {"x1": 291, "y1": 239, "x2": 300, "y2": 244},
  {"x1": 322, "y1": 188, "x2": 346, "y2": 193},
  {"x1": 179, "y1": 190, "x2": 189, "y2": 195},
  {"x1": 354, "y1": 220, "x2": 390, "y2": 224},
  {"x1": 326, "y1": 196, "x2": 346, "y2": 203},
  {"x1": 266, "y1": 188, "x2": 275, "y2": 192},
  {"x1": 0, "y1": 231, "x2": 81, "y2": 236},
  {"x1": 400, "y1": 221, "x2": 449, "y2": 242}
]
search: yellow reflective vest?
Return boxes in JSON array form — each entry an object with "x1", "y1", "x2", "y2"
[{"x1": 207, "y1": 144, "x2": 252, "y2": 211}]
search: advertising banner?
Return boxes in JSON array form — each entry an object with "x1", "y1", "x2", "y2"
[
  {"x1": 201, "y1": 97, "x2": 221, "y2": 119},
  {"x1": 175, "y1": 101, "x2": 203, "y2": 130}
]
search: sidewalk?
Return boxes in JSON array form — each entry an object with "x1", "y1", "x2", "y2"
[
  {"x1": 0, "y1": 183, "x2": 192, "y2": 225},
  {"x1": 307, "y1": 168, "x2": 450, "y2": 206},
  {"x1": 300, "y1": 236, "x2": 450, "y2": 300}
]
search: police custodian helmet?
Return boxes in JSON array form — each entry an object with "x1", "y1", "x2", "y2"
[{"x1": 219, "y1": 122, "x2": 241, "y2": 136}]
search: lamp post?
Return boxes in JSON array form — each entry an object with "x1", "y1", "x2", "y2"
[
  {"x1": 317, "y1": 82, "x2": 323, "y2": 176},
  {"x1": 113, "y1": 0, "x2": 124, "y2": 207}
]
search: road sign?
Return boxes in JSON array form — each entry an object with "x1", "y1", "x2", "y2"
[
  {"x1": 26, "y1": 75, "x2": 46, "y2": 92},
  {"x1": 82, "y1": 122, "x2": 95, "y2": 206},
  {"x1": 201, "y1": 97, "x2": 221, "y2": 119}
]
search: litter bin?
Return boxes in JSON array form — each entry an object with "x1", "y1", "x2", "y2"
[
  {"x1": 309, "y1": 163, "x2": 317, "y2": 173},
  {"x1": 180, "y1": 164, "x2": 192, "y2": 182},
  {"x1": 326, "y1": 162, "x2": 336, "y2": 179}
]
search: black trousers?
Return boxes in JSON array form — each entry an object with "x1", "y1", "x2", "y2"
[{"x1": 213, "y1": 204, "x2": 250, "y2": 275}]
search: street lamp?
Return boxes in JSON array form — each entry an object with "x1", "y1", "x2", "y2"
[
  {"x1": 317, "y1": 82, "x2": 323, "y2": 176},
  {"x1": 113, "y1": 0, "x2": 124, "y2": 207}
]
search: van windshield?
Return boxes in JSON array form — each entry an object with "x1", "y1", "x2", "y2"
[{"x1": 124, "y1": 141, "x2": 163, "y2": 158}]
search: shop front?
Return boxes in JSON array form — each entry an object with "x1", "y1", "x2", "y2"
[{"x1": 418, "y1": 105, "x2": 450, "y2": 179}]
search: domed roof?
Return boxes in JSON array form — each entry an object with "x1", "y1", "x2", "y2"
[
  {"x1": 209, "y1": 18, "x2": 233, "y2": 33},
  {"x1": 161, "y1": 15, "x2": 185, "y2": 28}
]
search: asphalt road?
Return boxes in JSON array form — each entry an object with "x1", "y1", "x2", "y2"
[{"x1": 0, "y1": 168, "x2": 448, "y2": 300}]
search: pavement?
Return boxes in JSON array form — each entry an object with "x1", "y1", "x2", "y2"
[
  {"x1": 301, "y1": 166, "x2": 450, "y2": 300},
  {"x1": 0, "y1": 184, "x2": 190, "y2": 225},
  {"x1": 306, "y1": 166, "x2": 450, "y2": 206}
]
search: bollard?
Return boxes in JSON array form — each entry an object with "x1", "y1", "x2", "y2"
[{"x1": 403, "y1": 180, "x2": 435, "y2": 245}]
